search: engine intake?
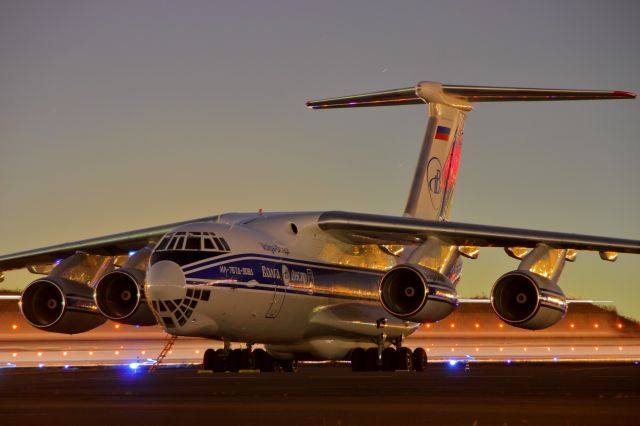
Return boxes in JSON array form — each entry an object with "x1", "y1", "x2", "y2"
[
  {"x1": 20, "y1": 278, "x2": 106, "y2": 334},
  {"x1": 94, "y1": 269, "x2": 156, "y2": 326},
  {"x1": 490, "y1": 270, "x2": 567, "y2": 330},
  {"x1": 379, "y1": 264, "x2": 457, "y2": 323}
]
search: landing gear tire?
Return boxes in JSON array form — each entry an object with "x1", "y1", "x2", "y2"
[
  {"x1": 381, "y1": 347, "x2": 397, "y2": 371},
  {"x1": 203, "y1": 348, "x2": 216, "y2": 371},
  {"x1": 351, "y1": 348, "x2": 366, "y2": 372},
  {"x1": 228, "y1": 348, "x2": 242, "y2": 372},
  {"x1": 253, "y1": 348, "x2": 265, "y2": 371},
  {"x1": 412, "y1": 347, "x2": 428, "y2": 371},
  {"x1": 279, "y1": 359, "x2": 298, "y2": 373},
  {"x1": 364, "y1": 347, "x2": 379, "y2": 371},
  {"x1": 254, "y1": 349, "x2": 276, "y2": 372},
  {"x1": 396, "y1": 347, "x2": 412, "y2": 371},
  {"x1": 213, "y1": 349, "x2": 226, "y2": 372},
  {"x1": 240, "y1": 349, "x2": 252, "y2": 370}
]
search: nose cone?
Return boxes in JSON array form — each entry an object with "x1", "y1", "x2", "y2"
[{"x1": 145, "y1": 260, "x2": 187, "y2": 301}]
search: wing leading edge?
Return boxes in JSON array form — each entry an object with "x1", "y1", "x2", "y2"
[
  {"x1": 317, "y1": 211, "x2": 640, "y2": 254},
  {"x1": 0, "y1": 215, "x2": 220, "y2": 272}
]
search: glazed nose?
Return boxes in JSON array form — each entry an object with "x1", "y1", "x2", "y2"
[{"x1": 145, "y1": 260, "x2": 187, "y2": 301}]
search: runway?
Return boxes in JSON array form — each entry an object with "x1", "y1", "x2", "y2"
[
  {"x1": 2, "y1": 336, "x2": 639, "y2": 367},
  {"x1": 0, "y1": 362, "x2": 638, "y2": 425}
]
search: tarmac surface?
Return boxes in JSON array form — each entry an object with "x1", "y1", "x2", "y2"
[{"x1": 1, "y1": 362, "x2": 639, "y2": 425}]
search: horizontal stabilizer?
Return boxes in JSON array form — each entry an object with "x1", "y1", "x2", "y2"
[{"x1": 306, "y1": 83, "x2": 636, "y2": 109}]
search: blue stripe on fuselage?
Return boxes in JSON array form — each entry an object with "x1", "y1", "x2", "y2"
[
  {"x1": 181, "y1": 251, "x2": 384, "y2": 274},
  {"x1": 180, "y1": 253, "x2": 457, "y2": 305},
  {"x1": 184, "y1": 254, "x2": 383, "y2": 300}
]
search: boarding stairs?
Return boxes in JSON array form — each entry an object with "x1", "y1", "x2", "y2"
[{"x1": 148, "y1": 333, "x2": 178, "y2": 373}]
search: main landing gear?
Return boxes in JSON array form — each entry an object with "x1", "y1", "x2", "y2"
[
  {"x1": 202, "y1": 344, "x2": 298, "y2": 373},
  {"x1": 351, "y1": 341, "x2": 428, "y2": 372}
]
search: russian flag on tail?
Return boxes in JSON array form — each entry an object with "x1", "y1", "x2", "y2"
[{"x1": 435, "y1": 125, "x2": 451, "y2": 141}]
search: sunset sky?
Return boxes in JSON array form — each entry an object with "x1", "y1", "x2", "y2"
[{"x1": 1, "y1": 1, "x2": 639, "y2": 318}]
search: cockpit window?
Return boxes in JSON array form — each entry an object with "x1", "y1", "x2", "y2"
[
  {"x1": 185, "y1": 233, "x2": 201, "y2": 250},
  {"x1": 172, "y1": 235, "x2": 185, "y2": 250},
  {"x1": 156, "y1": 236, "x2": 171, "y2": 251},
  {"x1": 155, "y1": 231, "x2": 231, "y2": 254},
  {"x1": 203, "y1": 237, "x2": 216, "y2": 250}
]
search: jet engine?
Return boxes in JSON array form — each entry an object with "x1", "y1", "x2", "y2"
[
  {"x1": 490, "y1": 270, "x2": 567, "y2": 330},
  {"x1": 20, "y1": 277, "x2": 107, "y2": 334},
  {"x1": 94, "y1": 249, "x2": 156, "y2": 326},
  {"x1": 379, "y1": 264, "x2": 458, "y2": 323}
]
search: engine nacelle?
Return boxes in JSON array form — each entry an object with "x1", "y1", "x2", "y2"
[
  {"x1": 94, "y1": 268, "x2": 156, "y2": 326},
  {"x1": 490, "y1": 270, "x2": 567, "y2": 330},
  {"x1": 379, "y1": 264, "x2": 458, "y2": 323},
  {"x1": 20, "y1": 278, "x2": 107, "y2": 334}
]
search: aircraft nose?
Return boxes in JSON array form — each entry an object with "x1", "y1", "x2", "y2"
[{"x1": 145, "y1": 260, "x2": 187, "y2": 301}]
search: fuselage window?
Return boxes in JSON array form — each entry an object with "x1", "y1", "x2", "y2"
[
  {"x1": 162, "y1": 317, "x2": 175, "y2": 328},
  {"x1": 165, "y1": 300, "x2": 177, "y2": 312}
]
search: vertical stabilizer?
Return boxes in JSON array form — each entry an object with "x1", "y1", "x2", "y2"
[
  {"x1": 403, "y1": 82, "x2": 471, "y2": 220},
  {"x1": 306, "y1": 82, "x2": 634, "y2": 221}
]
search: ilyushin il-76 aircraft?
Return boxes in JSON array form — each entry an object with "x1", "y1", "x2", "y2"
[{"x1": 1, "y1": 82, "x2": 638, "y2": 372}]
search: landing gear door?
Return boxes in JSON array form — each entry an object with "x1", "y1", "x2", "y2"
[{"x1": 265, "y1": 264, "x2": 288, "y2": 318}]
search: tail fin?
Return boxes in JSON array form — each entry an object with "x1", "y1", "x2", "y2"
[{"x1": 307, "y1": 82, "x2": 635, "y2": 221}]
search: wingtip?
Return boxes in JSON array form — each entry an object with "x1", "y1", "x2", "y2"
[{"x1": 614, "y1": 91, "x2": 636, "y2": 99}]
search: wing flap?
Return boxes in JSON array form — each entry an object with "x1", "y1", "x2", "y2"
[{"x1": 318, "y1": 211, "x2": 640, "y2": 254}]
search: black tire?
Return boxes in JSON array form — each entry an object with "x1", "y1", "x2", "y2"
[
  {"x1": 203, "y1": 348, "x2": 216, "y2": 371},
  {"x1": 280, "y1": 359, "x2": 298, "y2": 373},
  {"x1": 364, "y1": 347, "x2": 379, "y2": 371},
  {"x1": 412, "y1": 347, "x2": 428, "y2": 371},
  {"x1": 258, "y1": 350, "x2": 276, "y2": 372},
  {"x1": 351, "y1": 348, "x2": 366, "y2": 372},
  {"x1": 213, "y1": 349, "x2": 226, "y2": 372},
  {"x1": 228, "y1": 348, "x2": 242, "y2": 372},
  {"x1": 381, "y1": 347, "x2": 397, "y2": 371},
  {"x1": 396, "y1": 347, "x2": 412, "y2": 371},
  {"x1": 253, "y1": 348, "x2": 266, "y2": 371},
  {"x1": 240, "y1": 349, "x2": 252, "y2": 370}
]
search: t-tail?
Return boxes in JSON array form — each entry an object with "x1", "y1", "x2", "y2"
[{"x1": 307, "y1": 82, "x2": 635, "y2": 221}]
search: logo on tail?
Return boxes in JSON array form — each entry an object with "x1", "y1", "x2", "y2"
[{"x1": 426, "y1": 125, "x2": 464, "y2": 218}]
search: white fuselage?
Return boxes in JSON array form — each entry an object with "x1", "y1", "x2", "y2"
[{"x1": 144, "y1": 212, "x2": 423, "y2": 359}]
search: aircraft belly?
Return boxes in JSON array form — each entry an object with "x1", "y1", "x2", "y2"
[
  {"x1": 191, "y1": 286, "x2": 323, "y2": 343},
  {"x1": 182, "y1": 285, "x2": 419, "y2": 345}
]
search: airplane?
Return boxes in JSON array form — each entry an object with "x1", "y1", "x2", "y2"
[{"x1": 0, "y1": 81, "x2": 638, "y2": 372}]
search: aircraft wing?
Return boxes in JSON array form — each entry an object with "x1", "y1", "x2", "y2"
[
  {"x1": 317, "y1": 211, "x2": 640, "y2": 254},
  {"x1": 0, "y1": 215, "x2": 220, "y2": 272}
]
